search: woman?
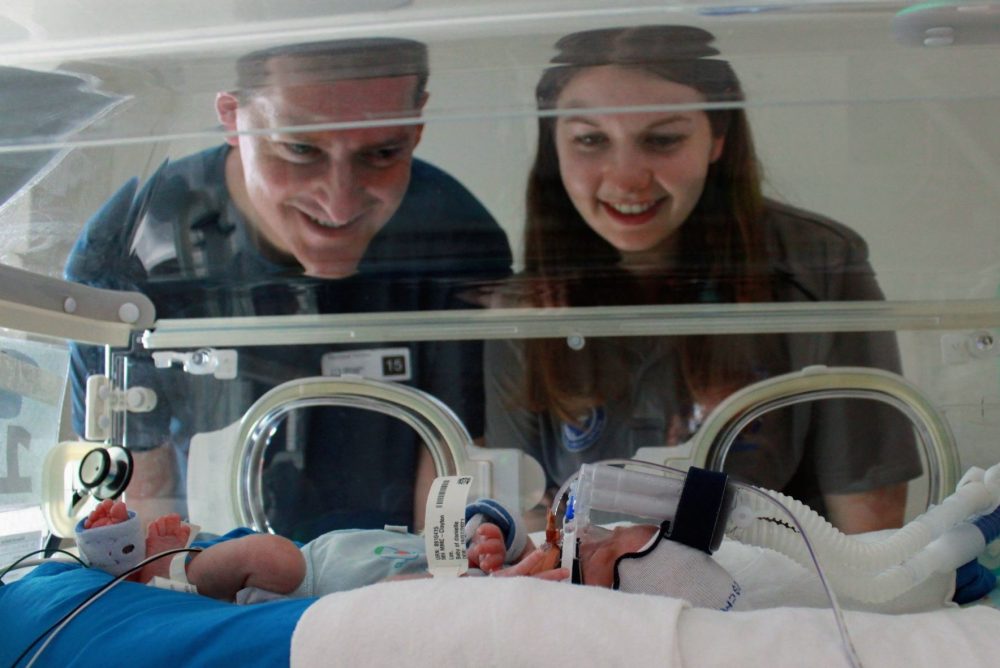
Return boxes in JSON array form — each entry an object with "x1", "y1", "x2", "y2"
[{"x1": 484, "y1": 25, "x2": 921, "y2": 533}]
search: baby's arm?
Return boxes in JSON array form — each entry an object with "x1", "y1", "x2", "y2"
[
  {"x1": 489, "y1": 548, "x2": 567, "y2": 581},
  {"x1": 185, "y1": 533, "x2": 306, "y2": 602}
]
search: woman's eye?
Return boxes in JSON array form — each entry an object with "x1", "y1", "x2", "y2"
[
  {"x1": 572, "y1": 133, "x2": 607, "y2": 149},
  {"x1": 645, "y1": 134, "x2": 685, "y2": 151}
]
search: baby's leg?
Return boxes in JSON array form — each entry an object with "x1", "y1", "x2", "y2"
[
  {"x1": 467, "y1": 523, "x2": 507, "y2": 573},
  {"x1": 464, "y1": 498, "x2": 531, "y2": 571},
  {"x1": 139, "y1": 514, "x2": 191, "y2": 582},
  {"x1": 79, "y1": 501, "x2": 188, "y2": 582}
]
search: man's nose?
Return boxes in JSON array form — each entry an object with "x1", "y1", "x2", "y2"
[{"x1": 311, "y1": 162, "x2": 365, "y2": 223}]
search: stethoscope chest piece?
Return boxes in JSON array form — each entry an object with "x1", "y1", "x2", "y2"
[{"x1": 78, "y1": 446, "x2": 134, "y2": 500}]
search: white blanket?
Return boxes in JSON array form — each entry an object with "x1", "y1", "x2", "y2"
[
  {"x1": 291, "y1": 577, "x2": 1000, "y2": 667},
  {"x1": 291, "y1": 577, "x2": 686, "y2": 667}
]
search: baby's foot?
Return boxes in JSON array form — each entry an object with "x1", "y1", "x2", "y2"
[
  {"x1": 139, "y1": 514, "x2": 191, "y2": 582},
  {"x1": 467, "y1": 523, "x2": 507, "y2": 573},
  {"x1": 83, "y1": 499, "x2": 129, "y2": 528}
]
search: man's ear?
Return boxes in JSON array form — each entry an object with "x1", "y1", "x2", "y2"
[
  {"x1": 411, "y1": 91, "x2": 429, "y2": 148},
  {"x1": 216, "y1": 92, "x2": 241, "y2": 147}
]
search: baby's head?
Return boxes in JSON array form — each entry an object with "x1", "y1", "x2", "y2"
[
  {"x1": 570, "y1": 521, "x2": 742, "y2": 610},
  {"x1": 576, "y1": 524, "x2": 659, "y2": 588}
]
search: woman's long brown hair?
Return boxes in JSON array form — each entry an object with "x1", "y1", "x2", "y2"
[{"x1": 521, "y1": 26, "x2": 772, "y2": 424}]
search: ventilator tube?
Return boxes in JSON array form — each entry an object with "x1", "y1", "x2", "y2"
[{"x1": 726, "y1": 463, "x2": 1000, "y2": 604}]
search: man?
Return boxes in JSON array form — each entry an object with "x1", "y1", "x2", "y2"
[{"x1": 65, "y1": 38, "x2": 512, "y2": 539}]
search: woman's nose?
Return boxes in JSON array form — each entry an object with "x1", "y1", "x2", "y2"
[{"x1": 602, "y1": 150, "x2": 653, "y2": 194}]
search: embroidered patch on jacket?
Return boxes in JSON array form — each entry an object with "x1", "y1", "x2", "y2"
[{"x1": 561, "y1": 406, "x2": 606, "y2": 452}]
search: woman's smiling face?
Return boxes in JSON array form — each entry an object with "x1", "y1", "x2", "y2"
[{"x1": 554, "y1": 65, "x2": 724, "y2": 266}]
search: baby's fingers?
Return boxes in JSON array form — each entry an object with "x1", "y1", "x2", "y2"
[
  {"x1": 530, "y1": 567, "x2": 569, "y2": 582},
  {"x1": 493, "y1": 549, "x2": 546, "y2": 578}
]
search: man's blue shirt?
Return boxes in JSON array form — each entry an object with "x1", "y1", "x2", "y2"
[{"x1": 65, "y1": 145, "x2": 511, "y2": 539}]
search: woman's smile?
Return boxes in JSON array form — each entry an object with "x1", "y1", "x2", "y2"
[{"x1": 599, "y1": 197, "x2": 666, "y2": 225}]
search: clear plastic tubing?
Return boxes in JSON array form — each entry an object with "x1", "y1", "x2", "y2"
[{"x1": 573, "y1": 463, "x2": 684, "y2": 526}]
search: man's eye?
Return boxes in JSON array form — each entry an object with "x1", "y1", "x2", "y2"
[
  {"x1": 279, "y1": 143, "x2": 320, "y2": 160},
  {"x1": 363, "y1": 145, "x2": 405, "y2": 166}
]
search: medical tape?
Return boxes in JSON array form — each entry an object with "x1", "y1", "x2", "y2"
[{"x1": 423, "y1": 476, "x2": 473, "y2": 577}]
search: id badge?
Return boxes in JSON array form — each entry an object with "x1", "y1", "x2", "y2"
[{"x1": 321, "y1": 347, "x2": 412, "y2": 381}]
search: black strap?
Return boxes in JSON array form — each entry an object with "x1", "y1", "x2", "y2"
[{"x1": 668, "y1": 467, "x2": 730, "y2": 554}]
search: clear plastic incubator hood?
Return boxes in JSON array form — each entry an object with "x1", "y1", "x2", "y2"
[{"x1": 2, "y1": 1, "x2": 1000, "y2": 666}]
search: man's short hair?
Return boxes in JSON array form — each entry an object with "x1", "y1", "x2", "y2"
[{"x1": 234, "y1": 37, "x2": 429, "y2": 104}]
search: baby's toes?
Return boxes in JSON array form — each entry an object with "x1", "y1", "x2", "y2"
[
  {"x1": 108, "y1": 500, "x2": 129, "y2": 522},
  {"x1": 478, "y1": 551, "x2": 505, "y2": 573},
  {"x1": 474, "y1": 523, "x2": 503, "y2": 542},
  {"x1": 83, "y1": 498, "x2": 114, "y2": 529}
]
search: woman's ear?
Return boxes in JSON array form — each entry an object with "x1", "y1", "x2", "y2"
[
  {"x1": 709, "y1": 134, "x2": 725, "y2": 163},
  {"x1": 216, "y1": 92, "x2": 241, "y2": 147}
]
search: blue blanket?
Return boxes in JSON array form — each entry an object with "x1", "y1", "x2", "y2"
[{"x1": 1, "y1": 562, "x2": 314, "y2": 667}]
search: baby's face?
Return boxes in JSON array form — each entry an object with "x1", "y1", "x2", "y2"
[{"x1": 577, "y1": 524, "x2": 658, "y2": 588}]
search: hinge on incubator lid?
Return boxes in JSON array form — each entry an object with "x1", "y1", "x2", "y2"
[
  {"x1": 151, "y1": 348, "x2": 238, "y2": 379},
  {"x1": 84, "y1": 375, "x2": 157, "y2": 441}
]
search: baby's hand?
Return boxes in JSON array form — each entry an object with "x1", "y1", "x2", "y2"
[
  {"x1": 83, "y1": 498, "x2": 129, "y2": 529},
  {"x1": 140, "y1": 514, "x2": 192, "y2": 582},
  {"x1": 467, "y1": 523, "x2": 507, "y2": 573},
  {"x1": 491, "y1": 548, "x2": 568, "y2": 582},
  {"x1": 146, "y1": 514, "x2": 191, "y2": 554}
]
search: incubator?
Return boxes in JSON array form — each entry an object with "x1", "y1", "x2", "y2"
[{"x1": 2, "y1": 1, "x2": 1000, "y2": 666}]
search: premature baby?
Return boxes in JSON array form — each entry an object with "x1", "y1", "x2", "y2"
[{"x1": 77, "y1": 499, "x2": 570, "y2": 602}]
